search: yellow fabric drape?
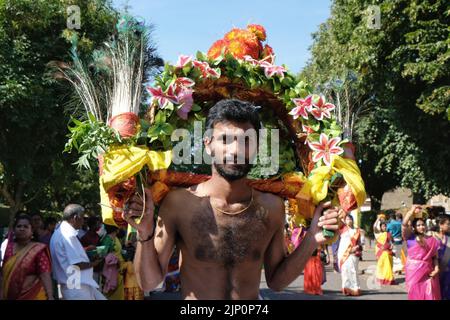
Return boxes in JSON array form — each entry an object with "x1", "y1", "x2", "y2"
[
  {"x1": 99, "y1": 145, "x2": 172, "y2": 227},
  {"x1": 297, "y1": 155, "x2": 366, "y2": 206}
]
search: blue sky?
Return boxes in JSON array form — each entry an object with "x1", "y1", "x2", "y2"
[{"x1": 112, "y1": 0, "x2": 332, "y2": 74}]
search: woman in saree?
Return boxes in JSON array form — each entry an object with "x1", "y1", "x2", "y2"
[
  {"x1": 402, "y1": 205, "x2": 441, "y2": 300},
  {"x1": 337, "y1": 215, "x2": 362, "y2": 296},
  {"x1": 430, "y1": 215, "x2": 450, "y2": 300},
  {"x1": 101, "y1": 224, "x2": 125, "y2": 300},
  {"x1": 373, "y1": 218, "x2": 395, "y2": 285},
  {"x1": 1, "y1": 214, "x2": 53, "y2": 300}
]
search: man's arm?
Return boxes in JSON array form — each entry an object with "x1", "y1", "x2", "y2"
[
  {"x1": 73, "y1": 260, "x2": 102, "y2": 270},
  {"x1": 123, "y1": 188, "x2": 177, "y2": 291},
  {"x1": 264, "y1": 201, "x2": 339, "y2": 292}
]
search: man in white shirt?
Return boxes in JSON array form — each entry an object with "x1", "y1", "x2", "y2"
[{"x1": 50, "y1": 204, "x2": 105, "y2": 300}]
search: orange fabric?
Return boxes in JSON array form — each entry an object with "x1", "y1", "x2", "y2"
[{"x1": 303, "y1": 254, "x2": 323, "y2": 295}]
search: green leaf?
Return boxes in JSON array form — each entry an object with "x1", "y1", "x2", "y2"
[
  {"x1": 155, "y1": 111, "x2": 166, "y2": 123},
  {"x1": 196, "y1": 51, "x2": 207, "y2": 61},
  {"x1": 191, "y1": 104, "x2": 201, "y2": 112}
]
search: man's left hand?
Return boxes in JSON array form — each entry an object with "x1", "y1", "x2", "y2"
[{"x1": 309, "y1": 201, "x2": 340, "y2": 244}]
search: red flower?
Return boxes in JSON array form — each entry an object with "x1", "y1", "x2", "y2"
[
  {"x1": 207, "y1": 39, "x2": 228, "y2": 60},
  {"x1": 247, "y1": 24, "x2": 267, "y2": 41},
  {"x1": 262, "y1": 44, "x2": 274, "y2": 63}
]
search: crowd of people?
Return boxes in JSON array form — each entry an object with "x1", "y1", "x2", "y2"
[
  {"x1": 0, "y1": 204, "x2": 180, "y2": 300},
  {"x1": 286, "y1": 204, "x2": 449, "y2": 300},
  {"x1": 370, "y1": 205, "x2": 449, "y2": 300},
  {"x1": 0, "y1": 200, "x2": 449, "y2": 300}
]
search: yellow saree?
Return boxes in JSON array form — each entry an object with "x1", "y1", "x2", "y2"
[{"x1": 375, "y1": 232, "x2": 395, "y2": 285}]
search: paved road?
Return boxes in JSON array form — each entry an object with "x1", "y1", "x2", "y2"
[{"x1": 146, "y1": 245, "x2": 407, "y2": 300}]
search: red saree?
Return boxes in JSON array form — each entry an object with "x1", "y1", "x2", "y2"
[{"x1": 2, "y1": 241, "x2": 51, "y2": 300}]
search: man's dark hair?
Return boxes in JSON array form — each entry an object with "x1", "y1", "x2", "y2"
[
  {"x1": 62, "y1": 204, "x2": 85, "y2": 221},
  {"x1": 205, "y1": 99, "x2": 261, "y2": 136},
  {"x1": 395, "y1": 212, "x2": 403, "y2": 220}
]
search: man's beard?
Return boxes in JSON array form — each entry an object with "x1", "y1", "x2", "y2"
[{"x1": 214, "y1": 162, "x2": 252, "y2": 181}]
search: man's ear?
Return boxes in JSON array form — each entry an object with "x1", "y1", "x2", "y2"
[{"x1": 204, "y1": 136, "x2": 212, "y2": 156}]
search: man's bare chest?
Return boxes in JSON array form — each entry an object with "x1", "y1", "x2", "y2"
[{"x1": 177, "y1": 202, "x2": 272, "y2": 268}]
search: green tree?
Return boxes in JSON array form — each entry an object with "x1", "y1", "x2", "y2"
[
  {"x1": 0, "y1": 0, "x2": 161, "y2": 221},
  {"x1": 301, "y1": 0, "x2": 450, "y2": 209}
]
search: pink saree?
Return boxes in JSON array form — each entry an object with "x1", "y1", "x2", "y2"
[{"x1": 405, "y1": 236, "x2": 441, "y2": 300}]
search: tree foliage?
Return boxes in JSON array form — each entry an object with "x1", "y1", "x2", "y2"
[
  {"x1": 0, "y1": 0, "x2": 162, "y2": 219},
  {"x1": 302, "y1": 0, "x2": 450, "y2": 208}
]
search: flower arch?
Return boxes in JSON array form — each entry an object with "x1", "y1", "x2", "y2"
[
  {"x1": 137, "y1": 24, "x2": 366, "y2": 239},
  {"x1": 61, "y1": 19, "x2": 366, "y2": 241}
]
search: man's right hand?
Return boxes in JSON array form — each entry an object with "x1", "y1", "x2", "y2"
[{"x1": 122, "y1": 188, "x2": 155, "y2": 240}]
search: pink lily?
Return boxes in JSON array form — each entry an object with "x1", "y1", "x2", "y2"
[
  {"x1": 175, "y1": 77, "x2": 195, "y2": 88},
  {"x1": 263, "y1": 64, "x2": 287, "y2": 79},
  {"x1": 147, "y1": 85, "x2": 178, "y2": 108},
  {"x1": 308, "y1": 133, "x2": 344, "y2": 166},
  {"x1": 243, "y1": 55, "x2": 273, "y2": 68},
  {"x1": 176, "y1": 55, "x2": 192, "y2": 68},
  {"x1": 310, "y1": 95, "x2": 335, "y2": 121},
  {"x1": 192, "y1": 60, "x2": 220, "y2": 78},
  {"x1": 243, "y1": 55, "x2": 260, "y2": 66},
  {"x1": 176, "y1": 88, "x2": 193, "y2": 120},
  {"x1": 302, "y1": 124, "x2": 315, "y2": 134},
  {"x1": 165, "y1": 84, "x2": 179, "y2": 102},
  {"x1": 289, "y1": 96, "x2": 313, "y2": 120},
  {"x1": 206, "y1": 66, "x2": 220, "y2": 78}
]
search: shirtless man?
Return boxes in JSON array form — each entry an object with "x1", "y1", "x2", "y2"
[{"x1": 123, "y1": 99, "x2": 340, "y2": 299}]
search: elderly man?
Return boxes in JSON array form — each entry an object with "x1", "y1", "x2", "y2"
[{"x1": 49, "y1": 204, "x2": 104, "y2": 300}]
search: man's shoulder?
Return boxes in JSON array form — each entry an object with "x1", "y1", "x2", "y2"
[
  {"x1": 158, "y1": 187, "x2": 199, "y2": 219},
  {"x1": 254, "y1": 190, "x2": 285, "y2": 223},
  {"x1": 160, "y1": 188, "x2": 194, "y2": 206},
  {"x1": 256, "y1": 191, "x2": 284, "y2": 209}
]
